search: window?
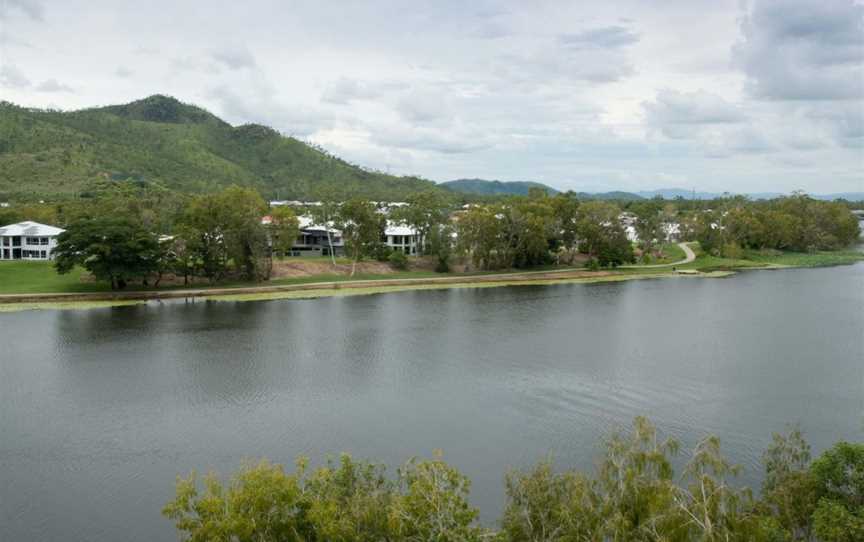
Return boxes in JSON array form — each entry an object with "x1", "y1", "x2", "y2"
[
  {"x1": 2, "y1": 237, "x2": 8, "y2": 246},
  {"x1": 26, "y1": 237, "x2": 39, "y2": 245},
  {"x1": 40, "y1": 251, "x2": 46, "y2": 259},
  {"x1": 40, "y1": 237, "x2": 49, "y2": 245}
]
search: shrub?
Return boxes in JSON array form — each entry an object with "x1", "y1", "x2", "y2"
[{"x1": 388, "y1": 250, "x2": 408, "y2": 270}]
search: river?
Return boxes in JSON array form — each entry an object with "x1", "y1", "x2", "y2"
[{"x1": 1, "y1": 263, "x2": 863, "y2": 541}]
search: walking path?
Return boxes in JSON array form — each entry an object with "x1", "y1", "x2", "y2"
[
  {"x1": 0, "y1": 246, "x2": 699, "y2": 306},
  {"x1": 621, "y1": 242, "x2": 695, "y2": 269}
]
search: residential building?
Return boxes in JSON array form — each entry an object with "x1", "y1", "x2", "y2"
[
  {"x1": 289, "y1": 215, "x2": 345, "y2": 257},
  {"x1": 0, "y1": 221, "x2": 65, "y2": 261},
  {"x1": 384, "y1": 221, "x2": 419, "y2": 255}
]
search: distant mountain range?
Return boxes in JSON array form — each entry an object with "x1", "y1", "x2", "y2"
[
  {"x1": 441, "y1": 179, "x2": 643, "y2": 200},
  {"x1": 440, "y1": 179, "x2": 560, "y2": 196},
  {"x1": 637, "y1": 188, "x2": 864, "y2": 201},
  {"x1": 441, "y1": 180, "x2": 863, "y2": 202}
]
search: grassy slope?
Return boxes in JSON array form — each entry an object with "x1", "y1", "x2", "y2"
[{"x1": 0, "y1": 96, "x2": 440, "y2": 200}]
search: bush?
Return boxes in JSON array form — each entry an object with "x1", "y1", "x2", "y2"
[
  {"x1": 388, "y1": 250, "x2": 408, "y2": 270},
  {"x1": 586, "y1": 257, "x2": 600, "y2": 271},
  {"x1": 435, "y1": 253, "x2": 450, "y2": 273},
  {"x1": 367, "y1": 243, "x2": 389, "y2": 262},
  {"x1": 164, "y1": 420, "x2": 864, "y2": 542},
  {"x1": 164, "y1": 453, "x2": 484, "y2": 541},
  {"x1": 722, "y1": 242, "x2": 745, "y2": 260}
]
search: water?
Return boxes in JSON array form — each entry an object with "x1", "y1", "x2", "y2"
[{"x1": 1, "y1": 264, "x2": 863, "y2": 541}]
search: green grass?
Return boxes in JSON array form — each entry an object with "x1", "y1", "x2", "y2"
[
  {"x1": 0, "y1": 261, "x2": 110, "y2": 294},
  {"x1": 1, "y1": 246, "x2": 861, "y2": 297},
  {"x1": 677, "y1": 246, "x2": 864, "y2": 271},
  {"x1": 638, "y1": 243, "x2": 686, "y2": 265}
]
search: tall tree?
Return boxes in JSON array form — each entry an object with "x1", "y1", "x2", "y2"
[
  {"x1": 335, "y1": 198, "x2": 385, "y2": 276},
  {"x1": 54, "y1": 216, "x2": 160, "y2": 289},
  {"x1": 267, "y1": 206, "x2": 300, "y2": 258},
  {"x1": 392, "y1": 190, "x2": 451, "y2": 255}
]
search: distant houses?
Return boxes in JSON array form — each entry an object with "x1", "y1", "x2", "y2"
[
  {"x1": 0, "y1": 221, "x2": 65, "y2": 261},
  {"x1": 263, "y1": 212, "x2": 420, "y2": 257}
]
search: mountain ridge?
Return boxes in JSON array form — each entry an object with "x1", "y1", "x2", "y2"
[{"x1": 0, "y1": 95, "x2": 438, "y2": 201}]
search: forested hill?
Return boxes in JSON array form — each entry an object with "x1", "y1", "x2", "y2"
[
  {"x1": 442, "y1": 178, "x2": 645, "y2": 201},
  {"x1": 441, "y1": 178, "x2": 560, "y2": 196},
  {"x1": 0, "y1": 95, "x2": 438, "y2": 201}
]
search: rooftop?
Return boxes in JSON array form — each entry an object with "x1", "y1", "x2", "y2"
[{"x1": 0, "y1": 221, "x2": 66, "y2": 237}]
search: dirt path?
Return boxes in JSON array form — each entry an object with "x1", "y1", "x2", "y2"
[{"x1": 621, "y1": 242, "x2": 696, "y2": 269}]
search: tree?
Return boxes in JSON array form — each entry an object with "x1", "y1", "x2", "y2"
[
  {"x1": 759, "y1": 426, "x2": 818, "y2": 540},
  {"x1": 504, "y1": 198, "x2": 557, "y2": 268},
  {"x1": 309, "y1": 188, "x2": 341, "y2": 269},
  {"x1": 575, "y1": 201, "x2": 621, "y2": 258},
  {"x1": 457, "y1": 205, "x2": 506, "y2": 270},
  {"x1": 549, "y1": 191, "x2": 581, "y2": 258},
  {"x1": 810, "y1": 442, "x2": 864, "y2": 542},
  {"x1": 429, "y1": 223, "x2": 454, "y2": 273},
  {"x1": 633, "y1": 198, "x2": 665, "y2": 257},
  {"x1": 163, "y1": 459, "x2": 308, "y2": 542},
  {"x1": 180, "y1": 186, "x2": 269, "y2": 282},
  {"x1": 164, "y1": 453, "x2": 489, "y2": 541},
  {"x1": 268, "y1": 206, "x2": 300, "y2": 257},
  {"x1": 394, "y1": 191, "x2": 452, "y2": 255},
  {"x1": 336, "y1": 198, "x2": 385, "y2": 276},
  {"x1": 54, "y1": 216, "x2": 160, "y2": 289},
  {"x1": 391, "y1": 453, "x2": 485, "y2": 541}
]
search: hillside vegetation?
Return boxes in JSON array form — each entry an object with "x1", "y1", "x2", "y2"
[
  {"x1": 442, "y1": 178, "x2": 561, "y2": 196},
  {"x1": 442, "y1": 178, "x2": 645, "y2": 201},
  {"x1": 0, "y1": 95, "x2": 438, "y2": 201}
]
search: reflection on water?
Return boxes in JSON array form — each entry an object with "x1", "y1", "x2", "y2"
[{"x1": 1, "y1": 264, "x2": 863, "y2": 542}]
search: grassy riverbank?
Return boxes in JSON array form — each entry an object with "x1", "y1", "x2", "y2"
[
  {"x1": 677, "y1": 246, "x2": 864, "y2": 271},
  {"x1": 0, "y1": 245, "x2": 860, "y2": 311}
]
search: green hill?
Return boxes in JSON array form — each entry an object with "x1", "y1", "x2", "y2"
[
  {"x1": 441, "y1": 179, "x2": 644, "y2": 201},
  {"x1": 0, "y1": 95, "x2": 438, "y2": 201},
  {"x1": 441, "y1": 178, "x2": 560, "y2": 196}
]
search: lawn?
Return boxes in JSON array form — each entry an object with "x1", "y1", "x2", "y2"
[
  {"x1": 678, "y1": 246, "x2": 864, "y2": 271},
  {"x1": 637, "y1": 242, "x2": 686, "y2": 265},
  {"x1": 0, "y1": 261, "x2": 110, "y2": 294}
]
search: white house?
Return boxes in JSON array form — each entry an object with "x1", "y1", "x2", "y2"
[
  {"x1": 384, "y1": 221, "x2": 419, "y2": 255},
  {"x1": 0, "y1": 221, "x2": 65, "y2": 261}
]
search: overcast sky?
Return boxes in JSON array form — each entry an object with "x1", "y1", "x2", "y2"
[{"x1": 1, "y1": 0, "x2": 862, "y2": 193}]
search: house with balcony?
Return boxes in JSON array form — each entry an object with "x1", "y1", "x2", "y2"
[
  {"x1": 0, "y1": 221, "x2": 65, "y2": 261},
  {"x1": 384, "y1": 221, "x2": 420, "y2": 255},
  {"x1": 288, "y1": 215, "x2": 345, "y2": 257}
]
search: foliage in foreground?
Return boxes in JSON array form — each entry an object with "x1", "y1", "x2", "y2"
[{"x1": 164, "y1": 418, "x2": 863, "y2": 541}]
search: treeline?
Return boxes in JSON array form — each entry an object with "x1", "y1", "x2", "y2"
[
  {"x1": 684, "y1": 195, "x2": 861, "y2": 257},
  {"x1": 7, "y1": 183, "x2": 861, "y2": 289},
  {"x1": 163, "y1": 417, "x2": 863, "y2": 541},
  {"x1": 456, "y1": 193, "x2": 635, "y2": 270}
]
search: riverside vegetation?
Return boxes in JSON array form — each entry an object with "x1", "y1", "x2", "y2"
[
  {"x1": 0, "y1": 183, "x2": 861, "y2": 296},
  {"x1": 163, "y1": 417, "x2": 863, "y2": 542}
]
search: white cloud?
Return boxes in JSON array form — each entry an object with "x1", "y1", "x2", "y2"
[
  {"x1": 209, "y1": 46, "x2": 256, "y2": 70},
  {"x1": 0, "y1": 0, "x2": 43, "y2": 21},
  {"x1": 0, "y1": 64, "x2": 31, "y2": 88},
  {"x1": 734, "y1": 0, "x2": 864, "y2": 101},
  {"x1": 0, "y1": 0, "x2": 861, "y2": 193},
  {"x1": 35, "y1": 78, "x2": 74, "y2": 93}
]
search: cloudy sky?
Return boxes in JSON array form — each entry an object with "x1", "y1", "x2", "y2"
[{"x1": 1, "y1": 0, "x2": 862, "y2": 193}]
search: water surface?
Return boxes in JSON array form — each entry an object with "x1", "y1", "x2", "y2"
[{"x1": 1, "y1": 264, "x2": 863, "y2": 541}]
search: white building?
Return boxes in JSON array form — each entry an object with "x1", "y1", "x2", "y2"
[
  {"x1": 0, "y1": 221, "x2": 65, "y2": 261},
  {"x1": 385, "y1": 221, "x2": 419, "y2": 255}
]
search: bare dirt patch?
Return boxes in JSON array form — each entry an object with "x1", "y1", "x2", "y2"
[{"x1": 271, "y1": 259, "x2": 396, "y2": 278}]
